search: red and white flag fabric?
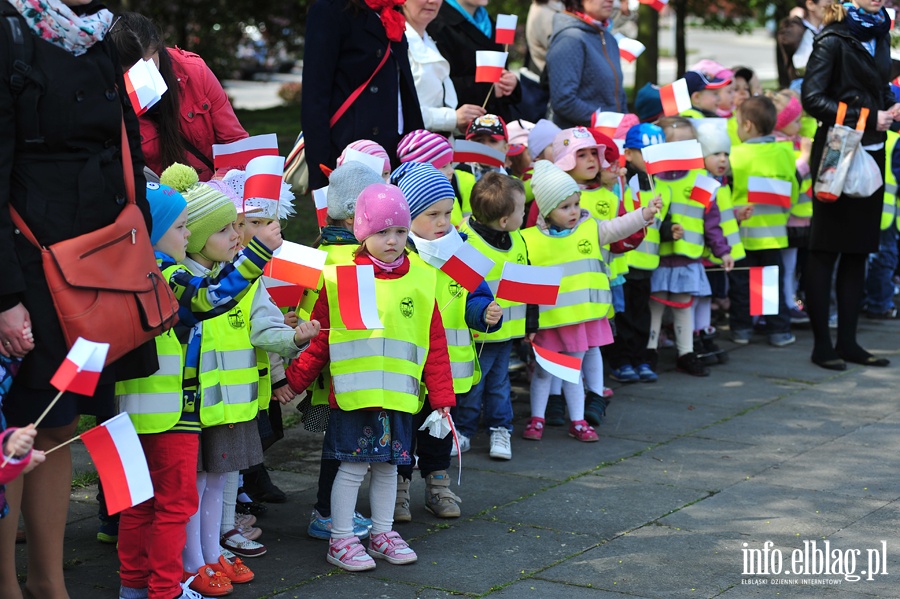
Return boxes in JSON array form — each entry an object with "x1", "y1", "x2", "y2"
[
  {"x1": 495, "y1": 14, "x2": 518, "y2": 45},
  {"x1": 312, "y1": 187, "x2": 329, "y2": 228},
  {"x1": 50, "y1": 337, "x2": 109, "y2": 396},
  {"x1": 341, "y1": 148, "x2": 387, "y2": 176},
  {"x1": 532, "y1": 343, "x2": 583, "y2": 384},
  {"x1": 475, "y1": 51, "x2": 508, "y2": 83},
  {"x1": 660, "y1": 78, "x2": 691, "y2": 116},
  {"x1": 335, "y1": 265, "x2": 384, "y2": 330},
  {"x1": 639, "y1": 0, "x2": 669, "y2": 12},
  {"x1": 244, "y1": 155, "x2": 286, "y2": 203},
  {"x1": 124, "y1": 59, "x2": 167, "y2": 117},
  {"x1": 496, "y1": 263, "x2": 563, "y2": 305},
  {"x1": 81, "y1": 413, "x2": 153, "y2": 515},
  {"x1": 690, "y1": 175, "x2": 721, "y2": 209},
  {"x1": 212, "y1": 134, "x2": 279, "y2": 170},
  {"x1": 748, "y1": 176, "x2": 792, "y2": 209},
  {"x1": 749, "y1": 265, "x2": 780, "y2": 316},
  {"x1": 591, "y1": 111, "x2": 625, "y2": 138},
  {"x1": 442, "y1": 243, "x2": 495, "y2": 293},
  {"x1": 614, "y1": 139, "x2": 626, "y2": 167},
  {"x1": 264, "y1": 241, "x2": 327, "y2": 290},
  {"x1": 889, "y1": 8, "x2": 896, "y2": 29},
  {"x1": 617, "y1": 37, "x2": 646, "y2": 63},
  {"x1": 262, "y1": 277, "x2": 305, "y2": 309},
  {"x1": 641, "y1": 140, "x2": 705, "y2": 175},
  {"x1": 453, "y1": 139, "x2": 506, "y2": 168}
]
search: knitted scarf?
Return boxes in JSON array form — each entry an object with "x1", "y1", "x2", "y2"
[
  {"x1": 364, "y1": 0, "x2": 406, "y2": 42},
  {"x1": 841, "y1": 3, "x2": 890, "y2": 41},
  {"x1": 5, "y1": 0, "x2": 112, "y2": 56}
]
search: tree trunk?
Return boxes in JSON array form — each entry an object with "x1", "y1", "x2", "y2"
[
  {"x1": 635, "y1": 4, "x2": 660, "y2": 102},
  {"x1": 675, "y1": 0, "x2": 687, "y2": 78}
]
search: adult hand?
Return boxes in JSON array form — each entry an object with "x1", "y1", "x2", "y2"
[
  {"x1": 456, "y1": 104, "x2": 486, "y2": 134},
  {"x1": 888, "y1": 103, "x2": 900, "y2": 120},
  {"x1": 494, "y1": 70, "x2": 518, "y2": 98},
  {"x1": 256, "y1": 220, "x2": 284, "y2": 252},
  {"x1": 876, "y1": 110, "x2": 894, "y2": 131},
  {"x1": 272, "y1": 385, "x2": 296, "y2": 405},
  {"x1": 0, "y1": 303, "x2": 35, "y2": 358}
]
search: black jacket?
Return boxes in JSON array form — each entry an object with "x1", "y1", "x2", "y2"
[
  {"x1": 427, "y1": 3, "x2": 522, "y2": 123},
  {"x1": 301, "y1": 0, "x2": 424, "y2": 191}
]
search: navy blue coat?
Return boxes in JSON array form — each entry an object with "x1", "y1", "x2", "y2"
[{"x1": 301, "y1": 0, "x2": 424, "y2": 191}]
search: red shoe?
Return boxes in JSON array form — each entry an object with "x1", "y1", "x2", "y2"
[
  {"x1": 522, "y1": 417, "x2": 544, "y2": 441},
  {"x1": 186, "y1": 565, "x2": 233, "y2": 596},
  {"x1": 568, "y1": 420, "x2": 599, "y2": 442},
  {"x1": 217, "y1": 554, "x2": 254, "y2": 584}
]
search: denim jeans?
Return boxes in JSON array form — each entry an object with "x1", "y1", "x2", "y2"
[
  {"x1": 728, "y1": 249, "x2": 791, "y2": 334},
  {"x1": 865, "y1": 227, "x2": 899, "y2": 314},
  {"x1": 453, "y1": 340, "x2": 513, "y2": 437}
]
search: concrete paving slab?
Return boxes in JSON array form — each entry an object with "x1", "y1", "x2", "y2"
[
  {"x1": 600, "y1": 397, "x2": 737, "y2": 444},
  {"x1": 268, "y1": 573, "x2": 459, "y2": 599},
  {"x1": 486, "y1": 577, "x2": 651, "y2": 598},
  {"x1": 717, "y1": 584, "x2": 881, "y2": 598}
]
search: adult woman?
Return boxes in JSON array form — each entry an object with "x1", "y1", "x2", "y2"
[
  {"x1": 545, "y1": 0, "x2": 627, "y2": 129},
  {"x1": 801, "y1": 0, "x2": 899, "y2": 370},
  {"x1": 792, "y1": 0, "x2": 833, "y2": 74},
  {"x1": 108, "y1": 12, "x2": 247, "y2": 182},
  {"x1": 0, "y1": 1, "x2": 153, "y2": 597},
  {"x1": 526, "y1": 0, "x2": 564, "y2": 76},
  {"x1": 402, "y1": 0, "x2": 485, "y2": 135},
  {"x1": 427, "y1": 0, "x2": 520, "y2": 123},
  {"x1": 302, "y1": 0, "x2": 424, "y2": 191}
]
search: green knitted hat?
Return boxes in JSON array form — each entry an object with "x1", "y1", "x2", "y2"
[{"x1": 161, "y1": 163, "x2": 237, "y2": 254}]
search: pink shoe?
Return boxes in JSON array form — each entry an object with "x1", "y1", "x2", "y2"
[
  {"x1": 522, "y1": 417, "x2": 544, "y2": 440},
  {"x1": 327, "y1": 536, "x2": 376, "y2": 571},
  {"x1": 568, "y1": 420, "x2": 599, "y2": 442},
  {"x1": 602, "y1": 387, "x2": 614, "y2": 399},
  {"x1": 367, "y1": 531, "x2": 417, "y2": 565}
]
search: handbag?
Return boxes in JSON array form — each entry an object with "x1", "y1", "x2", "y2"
[
  {"x1": 814, "y1": 102, "x2": 869, "y2": 202},
  {"x1": 282, "y1": 43, "x2": 393, "y2": 197},
  {"x1": 9, "y1": 119, "x2": 180, "y2": 366}
]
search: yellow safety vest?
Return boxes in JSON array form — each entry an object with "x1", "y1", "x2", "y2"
[
  {"x1": 451, "y1": 170, "x2": 476, "y2": 227},
  {"x1": 882, "y1": 130, "x2": 898, "y2": 230},
  {"x1": 457, "y1": 221, "x2": 527, "y2": 342},
  {"x1": 680, "y1": 108, "x2": 707, "y2": 119},
  {"x1": 727, "y1": 116, "x2": 742, "y2": 149},
  {"x1": 626, "y1": 187, "x2": 663, "y2": 271},
  {"x1": 323, "y1": 260, "x2": 435, "y2": 412},
  {"x1": 703, "y1": 183, "x2": 745, "y2": 264},
  {"x1": 521, "y1": 218, "x2": 611, "y2": 329},
  {"x1": 730, "y1": 141, "x2": 797, "y2": 251},
  {"x1": 657, "y1": 171, "x2": 707, "y2": 259},
  {"x1": 115, "y1": 265, "x2": 184, "y2": 434}
]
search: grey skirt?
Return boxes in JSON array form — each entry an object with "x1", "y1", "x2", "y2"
[{"x1": 199, "y1": 419, "x2": 264, "y2": 473}]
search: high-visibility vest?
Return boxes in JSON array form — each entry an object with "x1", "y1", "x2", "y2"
[
  {"x1": 197, "y1": 280, "x2": 271, "y2": 426},
  {"x1": 581, "y1": 186, "x2": 629, "y2": 279},
  {"x1": 703, "y1": 183, "x2": 745, "y2": 263},
  {"x1": 521, "y1": 218, "x2": 611, "y2": 329},
  {"x1": 323, "y1": 260, "x2": 435, "y2": 412},
  {"x1": 882, "y1": 130, "x2": 898, "y2": 230},
  {"x1": 657, "y1": 171, "x2": 707, "y2": 259},
  {"x1": 626, "y1": 187, "x2": 663, "y2": 271},
  {"x1": 452, "y1": 170, "x2": 477, "y2": 227},
  {"x1": 727, "y1": 116, "x2": 742, "y2": 149},
  {"x1": 115, "y1": 265, "x2": 184, "y2": 434},
  {"x1": 680, "y1": 108, "x2": 707, "y2": 119},
  {"x1": 458, "y1": 221, "x2": 527, "y2": 342},
  {"x1": 730, "y1": 141, "x2": 796, "y2": 250}
]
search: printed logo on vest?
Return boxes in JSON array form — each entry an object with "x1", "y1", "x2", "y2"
[
  {"x1": 228, "y1": 308, "x2": 246, "y2": 329},
  {"x1": 448, "y1": 280, "x2": 462, "y2": 297},
  {"x1": 516, "y1": 253, "x2": 526, "y2": 264},
  {"x1": 595, "y1": 197, "x2": 611, "y2": 217},
  {"x1": 400, "y1": 297, "x2": 415, "y2": 318},
  {"x1": 578, "y1": 239, "x2": 593, "y2": 255}
]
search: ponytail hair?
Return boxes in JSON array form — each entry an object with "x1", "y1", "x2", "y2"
[{"x1": 823, "y1": 3, "x2": 846, "y2": 25}]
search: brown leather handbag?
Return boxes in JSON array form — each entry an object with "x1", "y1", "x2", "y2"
[{"x1": 10, "y1": 119, "x2": 179, "y2": 366}]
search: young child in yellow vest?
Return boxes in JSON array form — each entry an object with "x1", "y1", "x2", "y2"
[
  {"x1": 455, "y1": 172, "x2": 527, "y2": 459},
  {"x1": 116, "y1": 174, "x2": 287, "y2": 599},
  {"x1": 392, "y1": 162, "x2": 502, "y2": 521},
  {"x1": 524, "y1": 119, "x2": 562, "y2": 227},
  {"x1": 397, "y1": 129, "x2": 455, "y2": 180},
  {"x1": 522, "y1": 161, "x2": 660, "y2": 442},
  {"x1": 681, "y1": 70, "x2": 731, "y2": 119},
  {"x1": 285, "y1": 183, "x2": 455, "y2": 572},
  {"x1": 452, "y1": 114, "x2": 510, "y2": 226},
  {"x1": 648, "y1": 118, "x2": 735, "y2": 377},
  {"x1": 157, "y1": 165, "x2": 319, "y2": 596},
  {"x1": 336, "y1": 139, "x2": 392, "y2": 181}
]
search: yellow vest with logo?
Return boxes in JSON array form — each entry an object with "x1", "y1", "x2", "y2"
[
  {"x1": 451, "y1": 170, "x2": 477, "y2": 227},
  {"x1": 581, "y1": 186, "x2": 629, "y2": 279},
  {"x1": 882, "y1": 130, "x2": 898, "y2": 230},
  {"x1": 457, "y1": 221, "x2": 527, "y2": 342},
  {"x1": 702, "y1": 183, "x2": 745, "y2": 263},
  {"x1": 115, "y1": 265, "x2": 184, "y2": 434},
  {"x1": 521, "y1": 218, "x2": 611, "y2": 329},
  {"x1": 730, "y1": 141, "x2": 796, "y2": 250},
  {"x1": 625, "y1": 187, "x2": 663, "y2": 271},
  {"x1": 323, "y1": 260, "x2": 435, "y2": 412},
  {"x1": 656, "y1": 171, "x2": 707, "y2": 259}
]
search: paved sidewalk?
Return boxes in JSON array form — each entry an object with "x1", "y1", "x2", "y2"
[{"x1": 20, "y1": 318, "x2": 900, "y2": 598}]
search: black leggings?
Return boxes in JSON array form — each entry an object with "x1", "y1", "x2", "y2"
[{"x1": 804, "y1": 250, "x2": 867, "y2": 360}]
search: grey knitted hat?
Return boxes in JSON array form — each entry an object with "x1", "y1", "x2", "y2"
[{"x1": 327, "y1": 162, "x2": 384, "y2": 221}]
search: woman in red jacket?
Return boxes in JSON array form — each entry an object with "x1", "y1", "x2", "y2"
[{"x1": 109, "y1": 12, "x2": 247, "y2": 181}]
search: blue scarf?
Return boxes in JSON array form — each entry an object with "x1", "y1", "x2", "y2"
[
  {"x1": 445, "y1": 0, "x2": 493, "y2": 39},
  {"x1": 842, "y1": 3, "x2": 891, "y2": 42}
]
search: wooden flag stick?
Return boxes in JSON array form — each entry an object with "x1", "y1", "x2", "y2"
[
  {"x1": 482, "y1": 84, "x2": 495, "y2": 109},
  {"x1": 440, "y1": 289, "x2": 464, "y2": 313},
  {"x1": 704, "y1": 266, "x2": 758, "y2": 272},
  {"x1": 32, "y1": 389, "x2": 66, "y2": 430},
  {"x1": 44, "y1": 434, "x2": 82, "y2": 456}
]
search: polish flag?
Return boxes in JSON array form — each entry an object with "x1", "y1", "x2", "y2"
[
  {"x1": 617, "y1": 37, "x2": 646, "y2": 63},
  {"x1": 660, "y1": 78, "x2": 691, "y2": 116},
  {"x1": 50, "y1": 338, "x2": 110, "y2": 396},
  {"x1": 532, "y1": 343, "x2": 583, "y2": 384},
  {"x1": 639, "y1": 0, "x2": 669, "y2": 12},
  {"x1": 591, "y1": 111, "x2": 625, "y2": 138},
  {"x1": 335, "y1": 265, "x2": 383, "y2": 330},
  {"x1": 80, "y1": 413, "x2": 153, "y2": 515},
  {"x1": 749, "y1": 265, "x2": 780, "y2": 316},
  {"x1": 641, "y1": 140, "x2": 705, "y2": 175},
  {"x1": 889, "y1": 8, "x2": 896, "y2": 29},
  {"x1": 312, "y1": 187, "x2": 329, "y2": 228},
  {"x1": 244, "y1": 155, "x2": 286, "y2": 203},
  {"x1": 614, "y1": 139, "x2": 626, "y2": 167},
  {"x1": 453, "y1": 139, "x2": 506, "y2": 168},
  {"x1": 262, "y1": 277, "x2": 305, "y2": 309},
  {"x1": 690, "y1": 175, "x2": 721, "y2": 209},
  {"x1": 441, "y1": 243, "x2": 496, "y2": 293},
  {"x1": 212, "y1": 134, "x2": 279, "y2": 169},
  {"x1": 748, "y1": 176, "x2": 792, "y2": 209},
  {"x1": 124, "y1": 59, "x2": 167, "y2": 117},
  {"x1": 495, "y1": 14, "x2": 518, "y2": 45},
  {"x1": 496, "y1": 263, "x2": 563, "y2": 305},
  {"x1": 475, "y1": 51, "x2": 508, "y2": 83},
  {"x1": 341, "y1": 148, "x2": 387, "y2": 176},
  {"x1": 264, "y1": 241, "x2": 328, "y2": 290}
]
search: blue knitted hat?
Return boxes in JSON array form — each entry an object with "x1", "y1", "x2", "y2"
[
  {"x1": 145, "y1": 182, "x2": 187, "y2": 245},
  {"x1": 390, "y1": 162, "x2": 456, "y2": 220}
]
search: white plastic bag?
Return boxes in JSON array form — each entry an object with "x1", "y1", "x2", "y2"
[{"x1": 843, "y1": 147, "x2": 883, "y2": 198}]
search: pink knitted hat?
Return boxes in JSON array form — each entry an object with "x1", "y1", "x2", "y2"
[
  {"x1": 553, "y1": 127, "x2": 609, "y2": 172},
  {"x1": 337, "y1": 140, "x2": 391, "y2": 174},
  {"x1": 776, "y1": 96, "x2": 803, "y2": 132},
  {"x1": 396, "y1": 129, "x2": 454, "y2": 169},
  {"x1": 353, "y1": 183, "x2": 411, "y2": 242}
]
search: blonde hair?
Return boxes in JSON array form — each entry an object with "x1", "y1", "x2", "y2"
[{"x1": 823, "y1": 2, "x2": 846, "y2": 25}]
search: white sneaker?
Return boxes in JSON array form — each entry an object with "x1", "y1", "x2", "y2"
[
  {"x1": 178, "y1": 578, "x2": 205, "y2": 599},
  {"x1": 489, "y1": 427, "x2": 512, "y2": 460},
  {"x1": 449, "y1": 432, "x2": 470, "y2": 457}
]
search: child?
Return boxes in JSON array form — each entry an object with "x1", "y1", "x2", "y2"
[
  {"x1": 393, "y1": 162, "x2": 501, "y2": 520},
  {"x1": 285, "y1": 183, "x2": 455, "y2": 572},
  {"x1": 397, "y1": 129, "x2": 455, "y2": 179},
  {"x1": 728, "y1": 96, "x2": 798, "y2": 347},
  {"x1": 506, "y1": 119, "x2": 535, "y2": 181},
  {"x1": 528, "y1": 119, "x2": 562, "y2": 163},
  {"x1": 1, "y1": 353, "x2": 43, "y2": 517},
  {"x1": 336, "y1": 140, "x2": 392, "y2": 181},
  {"x1": 456, "y1": 173, "x2": 528, "y2": 459},
  {"x1": 522, "y1": 161, "x2": 661, "y2": 441},
  {"x1": 453, "y1": 114, "x2": 510, "y2": 225},
  {"x1": 116, "y1": 177, "x2": 285, "y2": 599},
  {"x1": 681, "y1": 71, "x2": 731, "y2": 119},
  {"x1": 691, "y1": 60, "x2": 737, "y2": 118},
  {"x1": 729, "y1": 67, "x2": 763, "y2": 146}
]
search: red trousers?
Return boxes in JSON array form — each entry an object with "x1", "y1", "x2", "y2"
[{"x1": 118, "y1": 432, "x2": 199, "y2": 599}]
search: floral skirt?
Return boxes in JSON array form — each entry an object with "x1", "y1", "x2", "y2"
[{"x1": 322, "y1": 408, "x2": 413, "y2": 465}]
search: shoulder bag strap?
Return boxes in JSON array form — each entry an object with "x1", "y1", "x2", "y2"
[
  {"x1": 180, "y1": 133, "x2": 215, "y2": 170},
  {"x1": 330, "y1": 42, "x2": 392, "y2": 127}
]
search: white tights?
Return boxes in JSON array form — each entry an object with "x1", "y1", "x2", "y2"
[
  {"x1": 183, "y1": 471, "x2": 226, "y2": 573},
  {"x1": 648, "y1": 293, "x2": 694, "y2": 357},
  {"x1": 331, "y1": 461, "x2": 396, "y2": 539},
  {"x1": 529, "y1": 347, "x2": 604, "y2": 422}
]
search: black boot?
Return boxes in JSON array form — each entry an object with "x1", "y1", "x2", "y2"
[
  {"x1": 545, "y1": 394, "x2": 566, "y2": 426},
  {"x1": 242, "y1": 464, "x2": 287, "y2": 503},
  {"x1": 676, "y1": 352, "x2": 710, "y2": 377},
  {"x1": 700, "y1": 329, "x2": 729, "y2": 365},
  {"x1": 694, "y1": 332, "x2": 718, "y2": 366},
  {"x1": 584, "y1": 391, "x2": 609, "y2": 426}
]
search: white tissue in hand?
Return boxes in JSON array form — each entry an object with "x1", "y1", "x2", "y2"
[{"x1": 418, "y1": 410, "x2": 452, "y2": 439}]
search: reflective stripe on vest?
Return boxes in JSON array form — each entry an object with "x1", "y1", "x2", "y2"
[
  {"x1": 738, "y1": 203, "x2": 788, "y2": 246},
  {"x1": 656, "y1": 172, "x2": 707, "y2": 259},
  {"x1": 626, "y1": 188, "x2": 662, "y2": 270},
  {"x1": 730, "y1": 141, "x2": 794, "y2": 251},
  {"x1": 703, "y1": 184, "x2": 745, "y2": 263},
  {"x1": 882, "y1": 132, "x2": 898, "y2": 230}
]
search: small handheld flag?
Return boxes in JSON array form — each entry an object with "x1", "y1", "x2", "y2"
[
  {"x1": 748, "y1": 176, "x2": 792, "y2": 209},
  {"x1": 639, "y1": 0, "x2": 670, "y2": 12},
  {"x1": 660, "y1": 78, "x2": 691, "y2": 116},
  {"x1": 264, "y1": 241, "x2": 328, "y2": 290},
  {"x1": 475, "y1": 51, "x2": 508, "y2": 83},
  {"x1": 453, "y1": 139, "x2": 506, "y2": 168},
  {"x1": 50, "y1": 337, "x2": 110, "y2": 397},
  {"x1": 244, "y1": 155, "x2": 286, "y2": 204},
  {"x1": 124, "y1": 59, "x2": 167, "y2": 116},
  {"x1": 81, "y1": 413, "x2": 154, "y2": 515},
  {"x1": 335, "y1": 265, "x2": 384, "y2": 330},
  {"x1": 591, "y1": 111, "x2": 625, "y2": 138},
  {"x1": 341, "y1": 148, "x2": 387, "y2": 176},
  {"x1": 495, "y1": 14, "x2": 518, "y2": 45},
  {"x1": 641, "y1": 140, "x2": 705, "y2": 175},
  {"x1": 312, "y1": 187, "x2": 329, "y2": 228},
  {"x1": 262, "y1": 277, "x2": 306, "y2": 310},
  {"x1": 532, "y1": 343, "x2": 583, "y2": 384},
  {"x1": 441, "y1": 243, "x2": 495, "y2": 293},
  {"x1": 690, "y1": 175, "x2": 721, "y2": 209},
  {"x1": 212, "y1": 134, "x2": 279, "y2": 170},
  {"x1": 749, "y1": 265, "x2": 780, "y2": 316},
  {"x1": 496, "y1": 263, "x2": 563, "y2": 305},
  {"x1": 617, "y1": 37, "x2": 646, "y2": 63}
]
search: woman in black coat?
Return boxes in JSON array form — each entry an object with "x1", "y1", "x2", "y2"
[
  {"x1": 301, "y1": 0, "x2": 425, "y2": 191},
  {"x1": 0, "y1": 1, "x2": 152, "y2": 597},
  {"x1": 427, "y1": 0, "x2": 521, "y2": 123},
  {"x1": 801, "y1": 0, "x2": 899, "y2": 370}
]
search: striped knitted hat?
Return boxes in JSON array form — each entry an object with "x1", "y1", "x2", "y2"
[
  {"x1": 336, "y1": 139, "x2": 390, "y2": 175},
  {"x1": 396, "y1": 129, "x2": 454, "y2": 169},
  {"x1": 531, "y1": 160, "x2": 580, "y2": 218},
  {"x1": 390, "y1": 162, "x2": 456, "y2": 220}
]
